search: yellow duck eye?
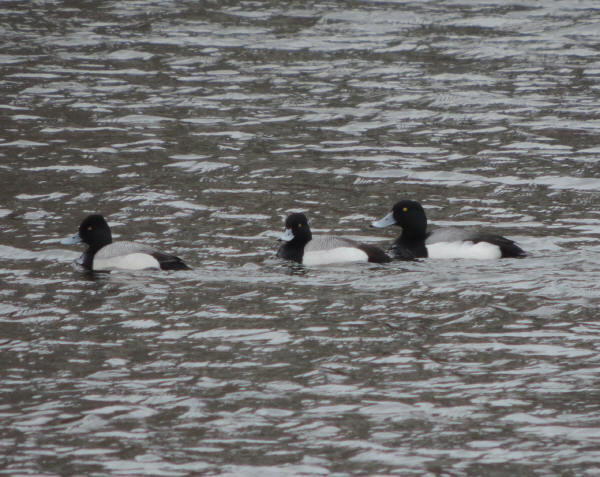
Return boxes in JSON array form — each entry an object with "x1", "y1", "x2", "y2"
[
  {"x1": 298, "y1": 223, "x2": 302, "y2": 228},
  {"x1": 402, "y1": 207, "x2": 408, "y2": 212}
]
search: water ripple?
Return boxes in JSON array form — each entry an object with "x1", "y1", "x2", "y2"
[{"x1": 1, "y1": 1, "x2": 600, "y2": 476}]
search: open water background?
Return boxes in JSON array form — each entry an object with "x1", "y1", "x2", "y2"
[{"x1": 1, "y1": 1, "x2": 600, "y2": 475}]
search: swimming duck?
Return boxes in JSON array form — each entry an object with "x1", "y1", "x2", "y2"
[
  {"x1": 278, "y1": 212, "x2": 390, "y2": 265},
  {"x1": 61, "y1": 214, "x2": 190, "y2": 271},
  {"x1": 371, "y1": 200, "x2": 525, "y2": 260}
]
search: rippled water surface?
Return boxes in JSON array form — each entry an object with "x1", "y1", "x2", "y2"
[{"x1": 2, "y1": 1, "x2": 600, "y2": 475}]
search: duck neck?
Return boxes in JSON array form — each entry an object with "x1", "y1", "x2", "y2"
[
  {"x1": 82, "y1": 248, "x2": 95, "y2": 270},
  {"x1": 400, "y1": 225, "x2": 427, "y2": 242},
  {"x1": 83, "y1": 237, "x2": 111, "y2": 270},
  {"x1": 289, "y1": 229, "x2": 311, "y2": 249},
  {"x1": 278, "y1": 229, "x2": 311, "y2": 264},
  {"x1": 392, "y1": 230, "x2": 427, "y2": 259}
]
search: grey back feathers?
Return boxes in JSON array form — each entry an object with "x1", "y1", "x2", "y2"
[
  {"x1": 95, "y1": 241, "x2": 156, "y2": 259},
  {"x1": 426, "y1": 227, "x2": 473, "y2": 244},
  {"x1": 305, "y1": 235, "x2": 358, "y2": 252}
]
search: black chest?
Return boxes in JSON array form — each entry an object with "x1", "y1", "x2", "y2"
[
  {"x1": 277, "y1": 243, "x2": 304, "y2": 263},
  {"x1": 391, "y1": 237, "x2": 428, "y2": 260}
]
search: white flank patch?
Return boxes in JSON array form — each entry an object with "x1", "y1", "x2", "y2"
[
  {"x1": 93, "y1": 253, "x2": 161, "y2": 271},
  {"x1": 303, "y1": 247, "x2": 369, "y2": 266},
  {"x1": 427, "y1": 241, "x2": 502, "y2": 260}
]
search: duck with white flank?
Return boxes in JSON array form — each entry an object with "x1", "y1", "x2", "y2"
[
  {"x1": 62, "y1": 214, "x2": 190, "y2": 271},
  {"x1": 278, "y1": 213, "x2": 390, "y2": 266},
  {"x1": 371, "y1": 200, "x2": 525, "y2": 260}
]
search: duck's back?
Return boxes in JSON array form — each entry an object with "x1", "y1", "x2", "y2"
[
  {"x1": 94, "y1": 241, "x2": 189, "y2": 271},
  {"x1": 425, "y1": 227, "x2": 525, "y2": 259},
  {"x1": 303, "y1": 236, "x2": 366, "y2": 266},
  {"x1": 305, "y1": 235, "x2": 356, "y2": 252},
  {"x1": 304, "y1": 235, "x2": 390, "y2": 265}
]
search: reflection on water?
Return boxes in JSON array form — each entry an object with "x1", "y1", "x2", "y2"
[{"x1": 1, "y1": 0, "x2": 600, "y2": 475}]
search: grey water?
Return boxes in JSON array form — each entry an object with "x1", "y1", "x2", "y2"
[{"x1": 1, "y1": 1, "x2": 600, "y2": 475}]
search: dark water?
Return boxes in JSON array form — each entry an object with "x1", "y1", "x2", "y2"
[{"x1": 2, "y1": 1, "x2": 600, "y2": 475}]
